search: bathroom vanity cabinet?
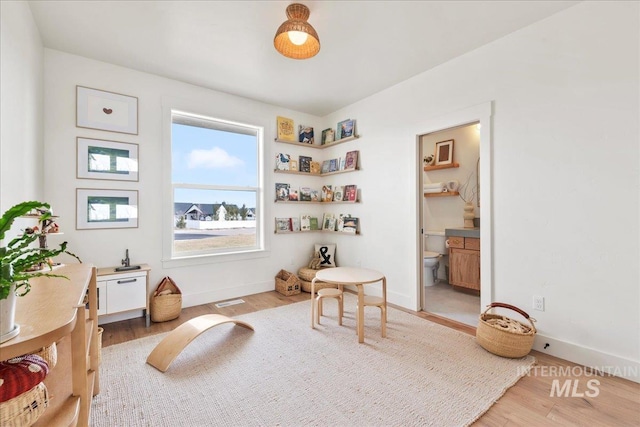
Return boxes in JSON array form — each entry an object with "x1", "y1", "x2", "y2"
[{"x1": 448, "y1": 236, "x2": 480, "y2": 291}]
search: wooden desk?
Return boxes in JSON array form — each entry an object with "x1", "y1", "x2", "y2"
[
  {"x1": 0, "y1": 263, "x2": 99, "y2": 427},
  {"x1": 311, "y1": 267, "x2": 387, "y2": 343}
]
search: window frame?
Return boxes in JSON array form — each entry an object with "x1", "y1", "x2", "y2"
[{"x1": 161, "y1": 98, "x2": 268, "y2": 269}]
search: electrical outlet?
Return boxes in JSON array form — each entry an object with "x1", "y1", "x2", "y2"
[{"x1": 533, "y1": 296, "x2": 545, "y2": 311}]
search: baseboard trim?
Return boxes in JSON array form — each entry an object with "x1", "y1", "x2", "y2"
[{"x1": 532, "y1": 334, "x2": 639, "y2": 383}]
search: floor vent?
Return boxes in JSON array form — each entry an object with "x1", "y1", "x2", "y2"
[{"x1": 215, "y1": 299, "x2": 245, "y2": 308}]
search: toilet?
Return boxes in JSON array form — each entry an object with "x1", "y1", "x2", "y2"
[{"x1": 423, "y1": 231, "x2": 447, "y2": 287}]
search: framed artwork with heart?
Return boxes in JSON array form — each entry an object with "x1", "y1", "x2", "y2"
[{"x1": 76, "y1": 86, "x2": 138, "y2": 135}]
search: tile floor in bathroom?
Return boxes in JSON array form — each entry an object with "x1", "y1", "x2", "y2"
[{"x1": 423, "y1": 280, "x2": 480, "y2": 326}]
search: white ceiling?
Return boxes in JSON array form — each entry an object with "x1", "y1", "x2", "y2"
[{"x1": 28, "y1": 1, "x2": 578, "y2": 116}]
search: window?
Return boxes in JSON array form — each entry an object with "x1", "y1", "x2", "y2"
[{"x1": 169, "y1": 111, "x2": 263, "y2": 259}]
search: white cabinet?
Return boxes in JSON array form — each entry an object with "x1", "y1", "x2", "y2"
[{"x1": 96, "y1": 264, "x2": 151, "y2": 326}]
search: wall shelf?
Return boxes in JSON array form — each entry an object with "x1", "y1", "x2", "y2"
[
  {"x1": 275, "y1": 135, "x2": 359, "y2": 149},
  {"x1": 274, "y1": 168, "x2": 358, "y2": 177},
  {"x1": 424, "y1": 162, "x2": 459, "y2": 171},
  {"x1": 274, "y1": 200, "x2": 359, "y2": 204},
  {"x1": 274, "y1": 230, "x2": 359, "y2": 235},
  {"x1": 424, "y1": 191, "x2": 459, "y2": 198}
]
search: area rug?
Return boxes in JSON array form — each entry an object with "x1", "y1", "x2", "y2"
[{"x1": 91, "y1": 293, "x2": 535, "y2": 426}]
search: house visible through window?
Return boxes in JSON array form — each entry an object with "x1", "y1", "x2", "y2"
[{"x1": 170, "y1": 111, "x2": 262, "y2": 257}]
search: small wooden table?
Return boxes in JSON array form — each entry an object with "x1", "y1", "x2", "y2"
[{"x1": 311, "y1": 267, "x2": 387, "y2": 343}]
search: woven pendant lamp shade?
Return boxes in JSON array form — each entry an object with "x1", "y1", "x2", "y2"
[{"x1": 274, "y1": 3, "x2": 320, "y2": 60}]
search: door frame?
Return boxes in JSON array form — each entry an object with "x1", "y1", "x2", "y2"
[{"x1": 415, "y1": 101, "x2": 494, "y2": 311}]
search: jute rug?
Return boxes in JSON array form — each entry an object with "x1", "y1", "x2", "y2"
[{"x1": 91, "y1": 293, "x2": 535, "y2": 426}]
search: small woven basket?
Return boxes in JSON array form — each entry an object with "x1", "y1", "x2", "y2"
[
  {"x1": 0, "y1": 382, "x2": 49, "y2": 426},
  {"x1": 298, "y1": 267, "x2": 340, "y2": 293},
  {"x1": 275, "y1": 269, "x2": 301, "y2": 296},
  {"x1": 476, "y1": 302, "x2": 537, "y2": 358},
  {"x1": 33, "y1": 343, "x2": 57, "y2": 369},
  {"x1": 150, "y1": 277, "x2": 182, "y2": 322}
]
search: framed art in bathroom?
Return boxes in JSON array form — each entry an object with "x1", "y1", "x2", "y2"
[
  {"x1": 435, "y1": 139, "x2": 454, "y2": 166},
  {"x1": 76, "y1": 86, "x2": 138, "y2": 135}
]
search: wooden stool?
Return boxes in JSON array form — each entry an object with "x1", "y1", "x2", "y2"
[
  {"x1": 356, "y1": 296, "x2": 387, "y2": 338},
  {"x1": 314, "y1": 287, "x2": 344, "y2": 326}
]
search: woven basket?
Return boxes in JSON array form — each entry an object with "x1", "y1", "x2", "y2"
[
  {"x1": 33, "y1": 343, "x2": 57, "y2": 369},
  {"x1": 275, "y1": 270, "x2": 301, "y2": 296},
  {"x1": 476, "y1": 303, "x2": 537, "y2": 358},
  {"x1": 299, "y1": 279, "x2": 340, "y2": 293},
  {"x1": 0, "y1": 382, "x2": 49, "y2": 426},
  {"x1": 150, "y1": 277, "x2": 182, "y2": 322}
]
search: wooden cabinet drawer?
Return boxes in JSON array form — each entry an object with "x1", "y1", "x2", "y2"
[
  {"x1": 465, "y1": 238, "x2": 480, "y2": 250},
  {"x1": 447, "y1": 236, "x2": 464, "y2": 248}
]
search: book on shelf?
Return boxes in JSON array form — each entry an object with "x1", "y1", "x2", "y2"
[
  {"x1": 275, "y1": 217, "x2": 292, "y2": 233},
  {"x1": 299, "y1": 155, "x2": 312, "y2": 173},
  {"x1": 299, "y1": 187, "x2": 312, "y2": 202},
  {"x1": 309, "y1": 216, "x2": 319, "y2": 230},
  {"x1": 290, "y1": 217, "x2": 301, "y2": 232},
  {"x1": 337, "y1": 119, "x2": 355, "y2": 139},
  {"x1": 342, "y1": 217, "x2": 359, "y2": 233},
  {"x1": 329, "y1": 158, "x2": 338, "y2": 172},
  {"x1": 310, "y1": 161, "x2": 321, "y2": 175},
  {"x1": 289, "y1": 189, "x2": 299, "y2": 201},
  {"x1": 299, "y1": 125, "x2": 314, "y2": 144},
  {"x1": 276, "y1": 153, "x2": 290, "y2": 171},
  {"x1": 277, "y1": 116, "x2": 295, "y2": 142},
  {"x1": 300, "y1": 214, "x2": 311, "y2": 231},
  {"x1": 336, "y1": 214, "x2": 347, "y2": 232},
  {"x1": 310, "y1": 190, "x2": 320, "y2": 202},
  {"x1": 322, "y1": 213, "x2": 336, "y2": 231},
  {"x1": 344, "y1": 184, "x2": 357, "y2": 202},
  {"x1": 321, "y1": 160, "x2": 330, "y2": 174},
  {"x1": 290, "y1": 160, "x2": 298, "y2": 171},
  {"x1": 339, "y1": 157, "x2": 345, "y2": 171},
  {"x1": 344, "y1": 150, "x2": 358, "y2": 170},
  {"x1": 276, "y1": 183, "x2": 290, "y2": 201},
  {"x1": 333, "y1": 186, "x2": 344, "y2": 202},
  {"x1": 321, "y1": 128, "x2": 335, "y2": 145},
  {"x1": 321, "y1": 185, "x2": 333, "y2": 203}
]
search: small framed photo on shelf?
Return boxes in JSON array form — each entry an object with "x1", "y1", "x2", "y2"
[
  {"x1": 435, "y1": 139, "x2": 454, "y2": 166},
  {"x1": 321, "y1": 128, "x2": 335, "y2": 145},
  {"x1": 337, "y1": 119, "x2": 355, "y2": 140},
  {"x1": 299, "y1": 125, "x2": 314, "y2": 144},
  {"x1": 76, "y1": 86, "x2": 138, "y2": 135},
  {"x1": 77, "y1": 137, "x2": 138, "y2": 181},
  {"x1": 76, "y1": 188, "x2": 138, "y2": 230},
  {"x1": 276, "y1": 116, "x2": 296, "y2": 142}
]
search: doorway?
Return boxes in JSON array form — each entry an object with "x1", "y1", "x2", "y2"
[{"x1": 415, "y1": 102, "x2": 493, "y2": 325}]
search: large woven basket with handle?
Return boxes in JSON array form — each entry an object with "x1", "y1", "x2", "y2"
[
  {"x1": 150, "y1": 277, "x2": 182, "y2": 322},
  {"x1": 476, "y1": 302, "x2": 537, "y2": 358}
]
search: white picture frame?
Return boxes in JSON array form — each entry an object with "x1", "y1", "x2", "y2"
[
  {"x1": 76, "y1": 188, "x2": 138, "y2": 230},
  {"x1": 77, "y1": 137, "x2": 139, "y2": 181},
  {"x1": 76, "y1": 86, "x2": 138, "y2": 135}
]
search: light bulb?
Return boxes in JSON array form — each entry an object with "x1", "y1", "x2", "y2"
[{"x1": 288, "y1": 31, "x2": 308, "y2": 46}]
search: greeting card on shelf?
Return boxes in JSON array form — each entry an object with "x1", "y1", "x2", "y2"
[
  {"x1": 277, "y1": 116, "x2": 295, "y2": 142},
  {"x1": 310, "y1": 161, "x2": 321, "y2": 175},
  {"x1": 343, "y1": 217, "x2": 359, "y2": 233},
  {"x1": 290, "y1": 217, "x2": 301, "y2": 232},
  {"x1": 321, "y1": 185, "x2": 333, "y2": 203},
  {"x1": 299, "y1": 125, "x2": 314, "y2": 144},
  {"x1": 276, "y1": 183, "x2": 290, "y2": 201},
  {"x1": 299, "y1": 155, "x2": 312, "y2": 173},
  {"x1": 276, "y1": 153, "x2": 291, "y2": 171},
  {"x1": 344, "y1": 184, "x2": 358, "y2": 202},
  {"x1": 300, "y1": 214, "x2": 311, "y2": 231},
  {"x1": 275, "y1": 218, "x2": 292, "y2": 233},
  {"x1": 333, "y1": 186, "x2": 344, "y2": 202},
  {"x1": 310, "y1": 190, "x2": 320, "y2": 202},
  {"x1": 300, "y1": 187, "x2": 312, "y2": 202},
  {"x1": 290, "y1": 160, "x2": 298, "y2": 171},
  {"x1": 344, "y1": 150, "x2": 358, "y2": 170},
  {"x1": 289, "y1": 189, "x2": 299, "y2": 201},
  {"x1": 329, "y1": 159, "x2": 338, "y2": 172},
  {"x1": 309, "y1": 216, "x2": 319, "y2": 230},
  {"x1": 323, "y1": 213, "x2": 336, "y2": 231},
  {"x1": 321, "y1": 160, "x2": 330, "y2": 174}
]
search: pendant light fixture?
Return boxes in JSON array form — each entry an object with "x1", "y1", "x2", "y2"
[{"x1": 274, "y1": 3, "x2": 320, "y2": 60}]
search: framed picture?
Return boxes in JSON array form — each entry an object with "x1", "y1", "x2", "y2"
[
  {"x1": 435, "y1": 139, "x2": 454, "y2": 166},
  {"x1": 76, "y1": 86, "x2": 138, "y2": 135},
  {"x1": 76, "y1": 189, "x2": 138, "y2": 229},
  {"x1": 77, "y1": 137, "x2": 139, "y2": 181}
]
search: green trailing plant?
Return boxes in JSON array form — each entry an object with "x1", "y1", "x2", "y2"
[{"x1": 0, "y1": 201, "x2": 81, "y2": 300}]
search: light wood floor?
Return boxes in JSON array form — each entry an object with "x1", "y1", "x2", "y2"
[{"x1": 101, "y1": 291, "x2": 640, "y2": 426}]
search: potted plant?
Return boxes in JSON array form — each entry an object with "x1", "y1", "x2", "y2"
[{"x1": 1, "y1": 201, "x2": 80, "y2": 343}]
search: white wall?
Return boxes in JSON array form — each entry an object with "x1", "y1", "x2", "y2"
[
  {"x1": 43, "y1": 49, "x2": 322, "y2": 307},
  {"x1": 324, "y1": 2, "x2": 639, "y2": 377},
  {"x1": 0, "y1": 1, "x2": 44, "y2": 227}
]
